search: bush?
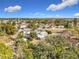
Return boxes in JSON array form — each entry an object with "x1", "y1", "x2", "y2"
[
  {"x1": 0, "y1": 42, "x2": 13, "y2": 59},
  {"x1": 30, "y1": 31, "x2": 37, "y2": 38}
]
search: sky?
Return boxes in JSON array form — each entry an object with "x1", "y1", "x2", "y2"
[{"x1": 0, "y1": 0, "x2": 79, "y2": 18}]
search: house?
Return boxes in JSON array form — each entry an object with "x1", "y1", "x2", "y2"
[
  {"x1": 69, "y1": 36, "x2": 79, "y2": 44},
  {"x1": 61, "y1": 30, "x2": 72, "y2": 37},
  {"x1": 58, "y1": 25, "x2": 64, "y2": 29},
  {"x1": 76, "y1": 43, "x2": 79, "y2": 47},
  {"x1": 20, "y1": 22, "x2": 29, "y2": 29},
  {"x1": 51, "y1": 32, "x2": 61, "y2": 36},
  {"x1": 24, "y1": 31, "x2": 32, "y2": 39},
  {"x1": 68, "y1": 22, "x2": 74, "y2": 27},
  {"x1": 51, "y1": 25, "x2": 64, "y2": 29},
  {"x1": 36, "y1": 31, "x2": 48, "y2": 40}
]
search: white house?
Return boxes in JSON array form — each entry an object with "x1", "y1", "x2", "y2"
[
  {"x1": 52, "y1": 25, "x2": 64, "y2": 29},
  {"x1": 58, "y1": 25, "x2": 64, "y2": 28},
  {"x1": 20, "y1": 22, "x2": 29, "y2": 29},
  {"x1": 36, "y1": 31, "x2": 48, "y2": 40},
  {"x1": 23, "y1": 31, "x2": 31, "y2": 39}
]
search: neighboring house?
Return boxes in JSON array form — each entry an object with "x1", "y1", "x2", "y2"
[
  {"x1": 77, "y1": 23, "x2": 79, "y2": 27},
  {"x1": 61, "y1": 30, "x2": 72, "y2": 37},
  {"x1": 20, "y1": 24, "x2": 26, "y2": 29},
  {"x1": 44, "y1": 24, "x2": 50, "y2": 28},
  {"x1": 24, "y1": 31, "x2": 31, "y2": 39},
  {"x1": 68, "y1": 22, "x2": 74, "y2": 27},
  {"x1": 51, "y1": 25, "x2": 64, "y2": 29},
  {"x1": 76, "y1": 43, "x2": 79, "y2": 47},
  {"x1": 69, "y1": 36, "x2": 79, "y2": 45},
  {"x1": 37, "y1": 27, "x2": 43, "y2": 31},
  {"x1": 1, "y1": 20, "x2": 9, "y2": 23},
  {"x1": 36, "y1": 31, "x2": 48, "y2": 40},
  {"x1": 58, "y1": 25, "x2": 64, "y2": 28},
  {"x1": 20, "y1": 22, "x2": 29, "y2": 29},
  {"x1": 51, "y1": 32, "x2": 61, "y2": 36}
]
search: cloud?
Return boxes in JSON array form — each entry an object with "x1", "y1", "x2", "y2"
[
  {"x1": 47, "y1": 0, "x2": 78, "y2": 11},
  {"x1": 5, "y1": 5, "x2": 21, "y2": 12},
  {"x1": 74, "y1": 13, "x2": 79, "y2": 17}
]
